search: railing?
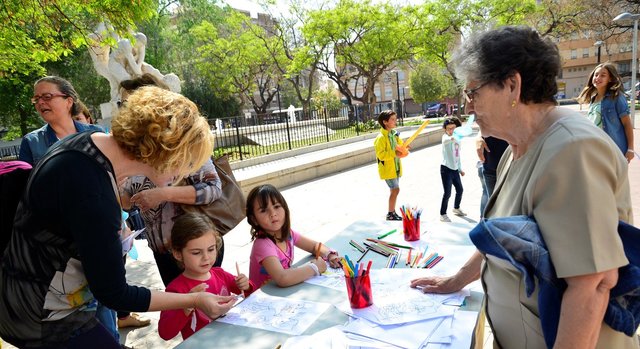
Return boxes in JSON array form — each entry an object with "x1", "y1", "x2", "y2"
[
  {"x1": 209, "y1": 104, "x2": 396, "y2": 162},
  {"x1": 1, "y1": 103, "x2": 405, "y2": 163}
]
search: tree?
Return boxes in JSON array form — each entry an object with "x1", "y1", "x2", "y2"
[
  {"x1": 301, "y1": 0, "x2": 420, "y2": 109},
  {"x1": 0, "y1": 0, "x2": 155, "y2": 76},
  {"x1": 409, "y1": 62, "x2": 457, "y2": 104},
  {"x1": 192, "y1": 11, "x2": 283, "y2": 115}
]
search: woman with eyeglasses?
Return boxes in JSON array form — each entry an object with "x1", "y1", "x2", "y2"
[
  {"x1": 18, "y1": 76, "x2": 102, "y2": 165},
  {"x1": 410, "y1": 26, "x2": 636, "y2": 348},
  {"x1": 0, "y1": 86, "x2": 236, "y2": 348}
]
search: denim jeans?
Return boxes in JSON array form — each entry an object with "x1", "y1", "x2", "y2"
[
  {"x1": 440, "y1": 165, "x2": 463, "y2": 215},
  {"x1": 479, "y1": 169, "x2": 497, "y2": 217},
  {"x1": 95, "y1": 303, "x2": 119, "y2": 341}
]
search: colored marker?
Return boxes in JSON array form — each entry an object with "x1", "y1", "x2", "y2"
[{"x1": 377, "y1": 229, "x2": 397, "y2": 240}]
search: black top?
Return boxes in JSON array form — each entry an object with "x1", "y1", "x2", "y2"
[
  {"x1": 0, "y1": 132, "x2": 151, "y2": 346},
  {"x1": 482, "y1": 137, "x2": 509, "y2": 176}
]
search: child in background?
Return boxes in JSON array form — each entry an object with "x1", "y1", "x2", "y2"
[
  {"x1": 439, "y1": 117, "x2": 466, "y2": 222},
  {"x1": 247, "y1": 184, "x2": 342, "y2": 288},
  {"x1": 374, "y1": 110, "x2": 405, "y2": 221},
  {"x1": 158, "y1": 213, "x2": 253, "y2": 341}
]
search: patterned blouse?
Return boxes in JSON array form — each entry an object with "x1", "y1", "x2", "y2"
[{"x1": 123, "y1": 158, "x2": 222, "y2": 253}]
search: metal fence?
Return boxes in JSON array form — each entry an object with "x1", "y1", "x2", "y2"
[
  {"x1": 209, "y1": 103, "x2": 401, "y2": 162},
  {"x1": 1, "y1": 102, "x2": 403, "y2": 163}
]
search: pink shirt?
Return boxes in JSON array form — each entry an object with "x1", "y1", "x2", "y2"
[
  {"x1": 249, "y1": 230, "x2": 300, "y2": 288},
  {"x1": 158, "y1": 267, "x2": 254, "y2": 340}
]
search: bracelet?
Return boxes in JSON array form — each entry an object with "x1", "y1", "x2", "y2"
[
  {"x1": 193, "y1": 292, "x2": 202, "y2": 310},
  {"x1": 307, "y1": 262, "x2": 320, "y2": 276},
  {"x1": 628, "y1": 149, "x2": 634, "y2": 153}
]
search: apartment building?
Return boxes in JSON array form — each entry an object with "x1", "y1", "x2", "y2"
[{"x1": 556, "y1": 30, "x2": 638, "y2": 99}]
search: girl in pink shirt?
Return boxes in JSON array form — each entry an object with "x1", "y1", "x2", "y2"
[
  {"x1": 158, "y1": 213, "x2": 254, "y2": 340},
  {"x1": 247, "y1": 184, "x2": 342, "y2": 288}
]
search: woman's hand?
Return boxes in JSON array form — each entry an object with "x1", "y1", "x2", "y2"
[
  {"x1": 460, "y1": 170, "x2": 465, "y2": 176},
  {"x1": 131, "y1": 188, "x2": 165, "y2": 211},
  {"x1": 194, "y1": 292, "x2": 237, "y2": 319},
  {"x1": 410, "y1": 275, "x2": 463, "y2": 294},
  {"x1": 625, "y1": 149, "x2": 634, "y2": 163}
]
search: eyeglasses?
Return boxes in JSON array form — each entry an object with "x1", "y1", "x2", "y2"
[
  {"x1": 31, "y1": 93, "x2": 69, "y2": 104},
  {"x1": 463, "y1": 82, "x2": 489, "y2": 103}
]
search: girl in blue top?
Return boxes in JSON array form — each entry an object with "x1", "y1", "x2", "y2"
[{"x1": 578, "y1": 62, "x2": 635, "y2": 163}]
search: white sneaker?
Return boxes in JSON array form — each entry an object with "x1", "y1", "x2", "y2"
[
  {"x1": 452, "y1": 208, "x2": 467, "y2": 216},
  {"x1": 440, "y1": 214, "x2": 451, "y2": 222}
]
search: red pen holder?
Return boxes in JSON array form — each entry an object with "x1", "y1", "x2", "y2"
[
  {"x1": 345, "y1": 274, "x2": 373, "y2": 309},
  {"x1": 403, "y1": 218, "x2": 420, "y2": 241}
]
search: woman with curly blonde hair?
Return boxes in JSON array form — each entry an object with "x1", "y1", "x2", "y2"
[{"x1": 0, "y1": 86, "x2": 236, "y2": 348}]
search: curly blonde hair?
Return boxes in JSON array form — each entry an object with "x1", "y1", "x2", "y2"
[{"x1": 111, "y1": 86, "x2": 213, "y2": 177}]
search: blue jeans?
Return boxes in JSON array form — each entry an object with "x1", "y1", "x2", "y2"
[
  {"x1": 479, "y1": 169, "x2": 497, "y2": 217},
  {"x1": 440, "y1": 165, "x2": 463, "y2": 215},
  {"x1": 95, "y1": 303, "x2": 119, "y2": 341}
]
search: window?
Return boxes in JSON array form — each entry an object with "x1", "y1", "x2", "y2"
[
  {"x1": 385, "y1": 86, "x2": 393, "y2": 99},
  {"x1": 618, "y1": 62, "x2": 630, "y2": 73},
  {"x1": 570, "y1": 49, "x2": 577, "y2": 59},
  {"x1": 582, "y1": 48, "x2": 589, "y2": 58},
  {"x1": 374, "y1": 88, "x2": 381, "y2": 99}
]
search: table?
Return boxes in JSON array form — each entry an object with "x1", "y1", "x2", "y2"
[{"x1": 177, "y1": 219, "x2": 482, "y2": 348}]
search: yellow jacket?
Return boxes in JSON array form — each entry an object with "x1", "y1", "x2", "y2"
[{"x1": 374, "y1": 127, "x2": 403, "y2": 180}]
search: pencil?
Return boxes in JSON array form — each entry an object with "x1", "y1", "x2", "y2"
[
  {"x1": 407, "y1": 248, "x2": 412, "y2": 265},
  {"x1": 314, "y1": 242, "x2": 322, "y2": 259},
  {"x1": 235, "y1": 262, "x2": 241, "y2": 275},
  {"x1": 427, "y1": 256, "x2": 444, "y2": 269}
]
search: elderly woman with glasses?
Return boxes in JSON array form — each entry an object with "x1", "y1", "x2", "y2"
[
  {"x1": 19, "y1": 76, "x2": 102, "y2": 165},
  {"x1": 0, "y1": 86, "x2": 237, "y2": 348},
  {"x1": 410, "y1": 26, "x2": 636, "y2": 348}
]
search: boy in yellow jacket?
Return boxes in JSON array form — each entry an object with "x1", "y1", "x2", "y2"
[{"x1": 374, "y1": 110, "x2": 406, "y2": 220}]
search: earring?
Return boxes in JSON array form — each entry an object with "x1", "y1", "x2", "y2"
[{"x1": 511, "y1": 100, "x2": 517, "y2": 108}]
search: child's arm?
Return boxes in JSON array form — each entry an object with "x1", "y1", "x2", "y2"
[
  {"x1": 261, "y1": 255, "x2": 324, "y2": 287},
  {"x1": 296, "y1": 235, "x2": 341, "y2": 268},
  {"x1": 158, "y1": 283, "x2": 207, "y2": 341}
]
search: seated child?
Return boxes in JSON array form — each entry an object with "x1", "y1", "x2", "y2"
[
  {"x1": 247, "y1": 184, "x2": 342, "y2": 288},
  {"x1": 158, "y1": 213, "x2": 254, "y2": 340}
]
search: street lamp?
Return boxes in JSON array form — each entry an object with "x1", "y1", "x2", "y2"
[
  {"x1": 614, "y1": 12, "x2": 640, "y2": 128},
  {"x1": 402, "y1": 86, "x2": 410, "y2": 118},
  {"x1": 594, "y1": 40, "x2": 603, "y2": 64},
  {"x1": 391, "y1": 70, "x2": 402, "y2": 123}
]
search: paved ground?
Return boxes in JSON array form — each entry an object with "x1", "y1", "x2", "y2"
[{"x1": 2, "y1": 104, "x2": 639, "y2": 348}]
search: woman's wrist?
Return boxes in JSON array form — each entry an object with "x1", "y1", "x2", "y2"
[{"x1": 627, "y1": 149, "x2": 634, "y2": 153}]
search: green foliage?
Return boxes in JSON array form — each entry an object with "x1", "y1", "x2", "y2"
[
  {"x1": 311, "y1": 88, "x2": 342, "y2": 110},
  {"x1": 301, "y1": 0, "x2": 420, "y2": 105},
  {"x1": 0, "y1": 73, "x2": 42, "y2": 140},
  {"x1": 0, "y1": 0, "x2": 155, "y2": 75},
  {"x1": 192, "y1": 11, "x2": 283, "y2": 114},
  {"x1": 409, "y1": 62, "x2": 457, "y2": 103}
]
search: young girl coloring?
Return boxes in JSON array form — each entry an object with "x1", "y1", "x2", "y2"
[
  {"x1": 440, "y1": 117, "x2": 466, "y2": 222},
  {"x1": 247, "y1": 184, "x2": 342, "y2": 288},
  {"x1": 158, "y1": 213, "x2": 254, "y2": 340}
]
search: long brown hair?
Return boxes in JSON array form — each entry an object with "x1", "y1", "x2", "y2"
[{"x1": 577, "y1": 62, "x2": 624, "y2": 104}]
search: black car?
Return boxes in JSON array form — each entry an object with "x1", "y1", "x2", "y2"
[{"x1": 426, "y1": 103, "x2": 447, "y2": 118}]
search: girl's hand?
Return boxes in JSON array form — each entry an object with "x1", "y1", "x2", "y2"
[
  {"x1": 235, "y1": 273, "x2": 250, "y2": 291},
  {"x1": 313, "y1": 257, "x2": 327, "y2": 274},
  {"x1": 194, "y1": 292, "x2": 237, "y2": 319},
  {"x1": 131, "y1": 188, "x2": 165, "y2": 211},
  {"x1": 184, "y1": 283, "x2": 208, "y2": 315},
  {"x1": 328, "y1": 253, "x2": 342, "y2": 268}
]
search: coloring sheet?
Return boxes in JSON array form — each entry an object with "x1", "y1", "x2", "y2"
[
  {"x1": 336, "y1": 269, "x2": 457, "y2": 325},
  {"x1": 216, "y1": 289, "x2": 330, "y2": 335},
  {"x1": 303, "y1": 274, "x2": 345, "y2": 291}
]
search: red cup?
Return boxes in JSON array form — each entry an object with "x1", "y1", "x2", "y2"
[
  {"x1": 345, "y1": 274, "x2": 373, "y2": 308},
  {"x1": 403, "y1": 218, "x2": 420, "y2": 241}
]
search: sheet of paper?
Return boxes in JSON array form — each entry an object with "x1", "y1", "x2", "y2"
[
  {"x1": 342, "y1": 316, "x2": 447, "y2": 349},
  {"x1": 121, "y1": 228, "x2": 145, "y2": 255},
  {"x1": 424, "y1": 310, "x2": 477, "y2": 349},
  {"x1": 304, "y1": 274, "x2": 345, "y2": 291},
  {"x1": 216, "y1": 289, "x2": 330, "y2": 335},
  {"x1": 282, "y1": 326, "x2": 350, "y2": 349}
]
